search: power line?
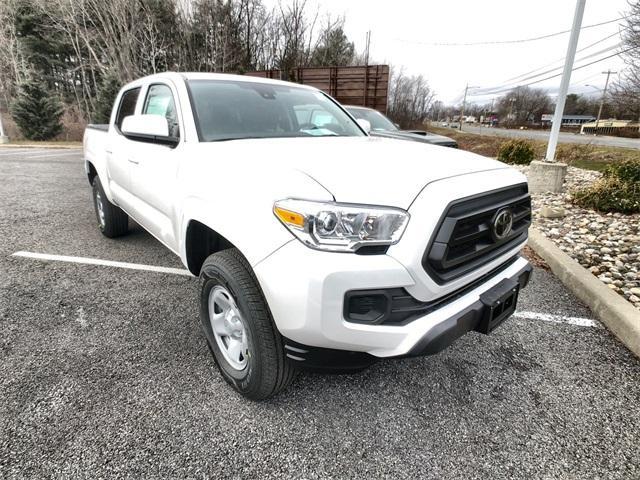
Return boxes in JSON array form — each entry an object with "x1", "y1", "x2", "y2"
[
  {"x1": 468, "y1": 48, "x2": 629, "y2": 97},
  {"x1": 471, "y1": 43, "x2": 622, "y2": 96},
  {"x1": 569, "y1": 72, "x2": 605, "y2": 87},
  {"x1": 394, "y1": 16, "x2": 625, "y2": 47},
  {"x1": 501, "y1": 30, "x2": 622, "y2": 84}
]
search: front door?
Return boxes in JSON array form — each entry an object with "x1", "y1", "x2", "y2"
[{"x1": 126, "y1": 82, "x2": 183, "y2": 252}]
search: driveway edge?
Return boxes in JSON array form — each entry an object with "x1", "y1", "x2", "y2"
[{"x1": 528, "y1": 228, "x2": 640, "y2": 357}]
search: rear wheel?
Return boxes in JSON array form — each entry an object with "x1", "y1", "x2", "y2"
[
  {"x1": 199, "y1": 248, "x2": 296, "y2": 400},
  {"x1": 92, "y1": 176, "x2": 128, "y2": 238}
]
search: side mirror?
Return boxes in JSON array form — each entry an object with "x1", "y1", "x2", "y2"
[
  {"x1": 121, "y1": 114, "x2": 178, "y2": 147},
  {"x1": 394, "y1": 123, "x2": 400, "y2": 128},
  {"x1": 356, "y1": 118, "x2": 371, "y2": 134}
]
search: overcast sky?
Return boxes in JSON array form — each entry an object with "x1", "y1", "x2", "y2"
[{"x1": 270, "y1": 0, "x2": 629, "y2": 105}]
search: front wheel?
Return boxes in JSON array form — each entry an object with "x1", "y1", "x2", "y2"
[{"x1": 199, "y1": 248, "x2": 296, "y2": 400}]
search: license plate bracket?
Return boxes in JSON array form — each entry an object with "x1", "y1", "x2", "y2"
[{"x1": 476, "y1": 277, "x2": 520, "y2": 334}]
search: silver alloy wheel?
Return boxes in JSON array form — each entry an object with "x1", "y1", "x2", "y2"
[
  {"x1": 95, "y1": 190, "x2": 106, "y2": 228},
  {"x1": 208, "y1": 285, "x2": 249, "y2": 371}
]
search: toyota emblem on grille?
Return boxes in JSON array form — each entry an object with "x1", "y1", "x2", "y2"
[{"x1": 492, "y1": 208, "x2": 514, "y2": 241}]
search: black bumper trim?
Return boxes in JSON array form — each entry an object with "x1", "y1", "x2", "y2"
[
  {"x1": 282, "y1": 339, "x2": 379, "y2": 373},
  {"x1": 344, "y1": 255, "x2": 521, "y2": 326},
  {"x1": 284, "y1": 261, "x2": 533, "y2": 370},
  {"x1": 399, "y1": 262, "x2": 532, "y2": 357}
]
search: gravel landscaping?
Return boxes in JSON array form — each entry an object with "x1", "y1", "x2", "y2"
[{"x1": 518, "y1": 165, "x2": 640, "y2": 310}]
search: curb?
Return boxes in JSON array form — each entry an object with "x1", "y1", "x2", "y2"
[{"x1": 528, "y1": 228, "x2": 640, "y2": 357}]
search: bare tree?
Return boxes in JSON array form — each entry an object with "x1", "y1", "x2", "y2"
[
  {"x1": 2, "y1": 0, "x2": 370, "y2": 124},
  {"x1": 496, "y1": 86, "x2": 552, "y2": 125},
  {"x1": 610, "y1": 0, "x2": 640, "y2": 120},
  {"x1": 273, "y1": 0, "x2": 318, "y2": 77},
  {"x1": 388, "y1": 67, "x2": 435, "y2": 128},
  {"x1": 0, "y1": 0, "x2": 26, "y2": 108}
]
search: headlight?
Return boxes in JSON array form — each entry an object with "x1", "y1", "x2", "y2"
[{"x1": 273, "y1": 199, "x2": 410, "y2": 252}]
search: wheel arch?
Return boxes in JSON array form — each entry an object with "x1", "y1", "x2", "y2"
[
  {"x1": 86, "y1": 160, "x2": 98, "y2": 185},
  {"x1": 184, "y1": 220, "x2": 237, "y2": 276},
  {"x1": 179, "y1": 194, "x2": 295, "y2": 276}
]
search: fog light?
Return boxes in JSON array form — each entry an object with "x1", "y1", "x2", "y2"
[{"x1": 344, "y1": 291, "x2": 390, "y2": 323}]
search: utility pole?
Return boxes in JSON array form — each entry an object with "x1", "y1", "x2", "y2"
[
  {"x1": 529, "y1": 0, "x2": 586, "y2": 195},
  {"x1": 364, "y1": 31, "x2": 371, "y2": 67},
  {"x1": 460, "y1": 84, "x2": 469, "y2": 131},
  {"x1": 594, "y1": 69, "x2": 616, "y2": 134},
  {"x1": 509, "y1": 98, "x2": 516, "y2": 126},
  {"x1": 544, "y1": 0, "x2": 586, "y2": 163},
  {"x1": 490, "y1": 98, "x2": 494, "y2": 119}
]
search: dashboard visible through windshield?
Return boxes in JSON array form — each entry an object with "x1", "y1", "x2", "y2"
[{"x1": 187, "y1": 80, "x2": 365, "y2": 142}]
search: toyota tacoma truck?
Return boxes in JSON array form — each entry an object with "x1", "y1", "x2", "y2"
[{"x1": 83, "y1": 72, "x2": 532, "y2": 400}]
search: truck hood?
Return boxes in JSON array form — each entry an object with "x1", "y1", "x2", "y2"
[{"x1": 199, "y1": 136, "x2": 509, "y2": 208}]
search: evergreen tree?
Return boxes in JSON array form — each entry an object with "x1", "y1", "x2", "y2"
[
  {"x1": 311, "y1": 26, "x2": 355, "y2": 67},
  {"x1": 92, "y1": 74, "x2": 121, "y2": 124},
  {"x1": 11, "y1": 77, "x2": 63, "y2": 140},
  {"x1": 14, "y1": 0, "x2": 75, "y2": 97}
]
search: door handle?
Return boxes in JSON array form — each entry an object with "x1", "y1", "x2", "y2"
[{"x1": 127, "y1": 158, "x2": 139, "y2": 165}]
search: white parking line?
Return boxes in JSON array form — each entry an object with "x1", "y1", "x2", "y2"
[
  {"x1": 25, "y1": 152, "x2": 82, "y2": 159},
  {"x1": 513, "y1": 311, "x2": 600, "y2": 328},
  {"x1": 10, "y1": 250, "x2": 601, "y2": 328},
  {"x1": 11, "y1": 251, "x2": 192, "y2": 277}
]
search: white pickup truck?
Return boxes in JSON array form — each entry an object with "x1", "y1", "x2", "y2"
[{"x1": 84, "y1": 72, "x2": 532, "y2": 400}]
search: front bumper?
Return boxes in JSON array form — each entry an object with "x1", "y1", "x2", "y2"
[{"x1": 254, "y1": 238, "x2": 531, "y2": 358}]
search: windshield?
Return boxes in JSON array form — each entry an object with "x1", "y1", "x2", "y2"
[
  {"x1": 347, "y1": 107, "x2": 398, "y2": 131},
  {"x1": 188, "y1": 80, "x2": 364, "y2": 142}
]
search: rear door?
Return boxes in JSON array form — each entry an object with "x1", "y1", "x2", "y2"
[
  {"x1": 126, "y1": 82, "x2": 183, "y2": 251},
  {"x1": 106, "y1": 86, "x2": 142, "y2": 208}
]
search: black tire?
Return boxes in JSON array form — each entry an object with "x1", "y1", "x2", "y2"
[
  {"x1": 199, "y1": 248, "x2": 296, "y2": 400},
  {"x1": 92, "y1": 176, "x2": 128, "y2": 238}
]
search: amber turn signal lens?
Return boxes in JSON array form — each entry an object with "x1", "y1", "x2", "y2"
[{"x1": 274, "y1": 206, "x2": 305, "y2": 229}]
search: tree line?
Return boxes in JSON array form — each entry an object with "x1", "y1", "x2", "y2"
[
  {"x1": 0, "y1": 0, "x2": 436, "y2": 139},
  {"x1": 0, "y1": 0, "x2": 356, "y2": 124}
]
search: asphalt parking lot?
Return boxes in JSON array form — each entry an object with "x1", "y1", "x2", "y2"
[{"x1": 1, "y1": 147, "x2": 639, "y2": 479}]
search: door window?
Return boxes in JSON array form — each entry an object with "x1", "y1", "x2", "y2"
[{"x1": 143, "y1": 84, "x2": 179, "y2": 138}]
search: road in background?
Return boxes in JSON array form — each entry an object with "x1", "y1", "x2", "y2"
[
  {"x1": 1, "y1": 147, "x2": 639, "y2": 479},
  {"x1": 460, "y1": 124, "x2": 639, "y2": 150}
]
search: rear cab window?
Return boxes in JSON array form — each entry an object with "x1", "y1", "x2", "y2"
[{"x1": 115, "y1": 87, "x2": 141, "y2": 132}]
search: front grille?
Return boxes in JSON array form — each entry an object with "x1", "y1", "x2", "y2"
[{"x1": 423, "y1": 183, "x2": 531, "y2": 284}]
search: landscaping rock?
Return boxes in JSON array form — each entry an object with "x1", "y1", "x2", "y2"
[
  {"x1": 516, "y1": 165, "x2": 640, "y2": 311},
  {"x1": 540, "y1": 205, "x2": 566, "y2": 218}
]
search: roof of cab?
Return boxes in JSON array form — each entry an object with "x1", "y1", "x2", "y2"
[{"x1": 121, "y1": 71, "x2": 317, "y2": 91}]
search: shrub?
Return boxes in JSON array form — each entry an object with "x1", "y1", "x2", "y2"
[
  {"x1": 572, "y1": 159, "x2": 640, "y2": 214},
  {"x1": 497, "y1": 139, "x2": 535, "y2": 165},
  {"x1": 556, "y1": 143, "x2": 595, "y2": 164},
  {"x1": 602, "y1": 159, "x2": 640, "y2": 183},
  {"x1": 11, "y1": 77, "x2": 63, "y2": 141}
]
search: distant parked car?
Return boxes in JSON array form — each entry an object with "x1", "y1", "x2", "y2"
[{"x1": 345, "y1": 106, "x2": 458, "y2": 148}]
